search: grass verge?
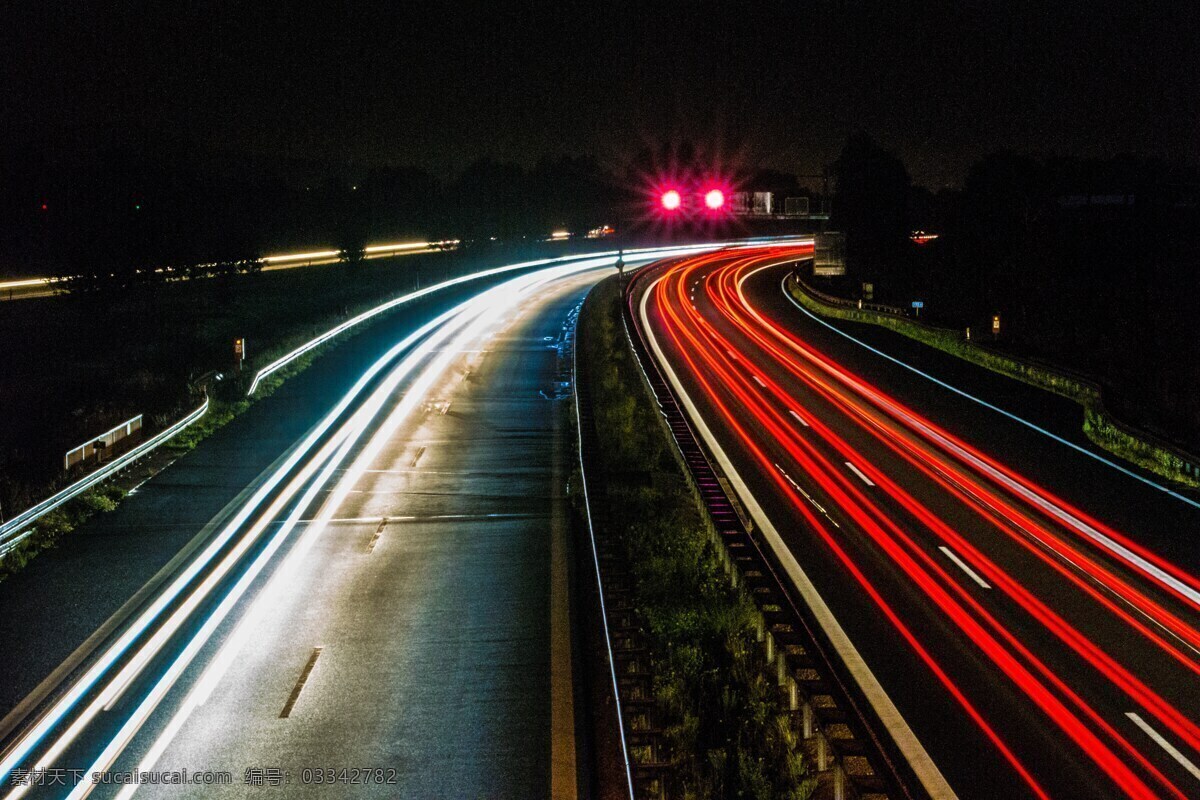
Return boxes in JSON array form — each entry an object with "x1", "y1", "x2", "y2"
[
  {"x1": 576, "y1": 276, "x2": 813, "y2": 799},
  {"x1": 0, "y1": 485, "x2": 127, "y2": 581},
  {"x1": 786, "y1": 274, "x2": 1200, "y2": 489}
]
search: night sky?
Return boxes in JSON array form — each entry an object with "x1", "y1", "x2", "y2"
[{"x1": 4, "y1": 1, "x2": 1197, "y2": 187}]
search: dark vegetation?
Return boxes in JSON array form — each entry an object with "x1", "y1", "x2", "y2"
[
  {"x1": 824, "y1": 133, "x2": 1200, "y2": 452},
  {"x1": 0, "y1": 142, "x2": 817, "y2": 285},
  {"x1": 577, "y1": 277, "x2": 812, "y2": 800},
  {"x1": 1, "y1": 145, "x2": 623, "y2": 283}
]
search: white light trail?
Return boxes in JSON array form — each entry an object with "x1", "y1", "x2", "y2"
[
  {"x1": 87, "y1": 262, "x2": 597, "y2": 799},
  {"x1": 0, "y1": 239, "x2": 795, "y2": 793}
]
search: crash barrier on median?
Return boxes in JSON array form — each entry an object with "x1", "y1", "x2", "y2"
[
  {"x1": 0, "y1": 398, "x2": 209, "y2": 559},
  {"x1": 618, "y1": 264, "x2": 912, "y2": 800},
  {"x1": 573, "y1": 318, "x2": 640, "y2": 800},
  {"x1": 786, "y1": 272, "x2": 1200, "y2": 490}
]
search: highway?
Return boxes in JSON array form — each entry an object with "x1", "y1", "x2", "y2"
[
  {"x1": 633, "y1": 247, "x2": 1200, "y2": 799},
  {"x1": 121, "y1": 267, "x2": 597, "y2": 799},
  {"x1": 0, "y1": 260, "x2": 604, "y2": 799},
  {"x1": 0, "y1": 242, "x2": 775, "y2": 799}
]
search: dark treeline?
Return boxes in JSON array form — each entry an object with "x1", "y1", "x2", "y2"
[
  {"x1": 0, "y1": 140, "x2": 823, "y2": 287},
  {"x1": 6, "y1": 134, "x2": 1196, "y2": 449},
  {"x1": 0, "y1": 144, "x2": 630, "y2": 283},
  {"x1": 828, "y1": 133, "x2": 1200, "y2": 451}
]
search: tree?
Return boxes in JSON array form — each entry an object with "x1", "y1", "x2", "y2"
[{"x1": 830, "y1": 133, "x2": 911, "y2": 281}]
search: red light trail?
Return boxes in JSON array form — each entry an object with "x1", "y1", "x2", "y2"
[{"x1": 636, "y1": 246, "x2": 1200, "y2": 798}]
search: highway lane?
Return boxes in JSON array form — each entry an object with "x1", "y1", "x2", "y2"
[
  {"x1": 0, "y1": 241, "x2": 782, "y2": 799},
  {"x1": 635, "y1": 248, "x2": 1200, "y2": 799},
  {"x1": 121, "y1": 268, "x2": 598, "y2": 799},
  {"x1": 0, "y1": 261, "x2": 604, "y2": 800},
  {"x1": 0, "y1": 268, "x2": 543, "y2": 723},
  {"x1": 0, "y1": 242, "x2": 731, "y2": 723}
]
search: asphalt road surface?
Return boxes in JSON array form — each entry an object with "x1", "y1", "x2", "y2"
[
  {"x1": 0, "y1": 261, "x2": 608, "y2": 800},
  {"x1": 634, "y1": 246, "x2": 1200, "y2": 800},
  {"x1": 129, "y1": 269, "x2": 597, "y2": 799}
]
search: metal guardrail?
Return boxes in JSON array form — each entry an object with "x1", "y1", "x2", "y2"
[
  {"x1": 246, "y1": 249, "x2": 645, "y2": 396},
  {"x1": 573, "y1": 307, "x2": 638, "y2": 800},
  {"x1": 794, "y1": 270, "x2": 910, "y2": 317},
  {"x1": 64, "y1": 414, "x2": 143, "y2": 471},
  {"x1": 0, "y1": 398, "x2": 209, "y2": 559},
  {"x1": 623, "y1": 263, "x2": 917, "y2": 800},
  {"x1": 787, "y1": 272, "x2": 1200, "y2": 490},
  {"x1": 1, "y1": 240, "x2": 807, "y2": 561}
]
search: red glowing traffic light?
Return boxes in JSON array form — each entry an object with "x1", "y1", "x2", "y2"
[
  {"x1": 704, "y1": 189, "x2": 725, "y2": 210},
  {"x1": 660, "y1": 189, "x2": 682, "y2": 211}
]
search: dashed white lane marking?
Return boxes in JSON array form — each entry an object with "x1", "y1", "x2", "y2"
[
  {"x1": 938, "y1": 546, "x2": 992, "y2": 590},
  {"x1": 788, "y1": 409, "x2": 809, "y2": 427},
  {"x1": 773, "y1": 463, "x2": 840, "y2": 528},
  {"x1": 751, "y1": 375, "x2": 766, "y2": 388},
  {"x1": 1126, "y1": 712, "x2": 1200, "y2": 781},
  {"x1": 845, "y1": 461, "x2": 876, "y2": 487}
]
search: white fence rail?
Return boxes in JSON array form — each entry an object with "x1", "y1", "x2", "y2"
[
  {"x1": 64, "y1": 415, "x2": 143, "y2": 471},
  {"x1": 0, "y1": 399, "x2": 209, "y2": 559}
]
